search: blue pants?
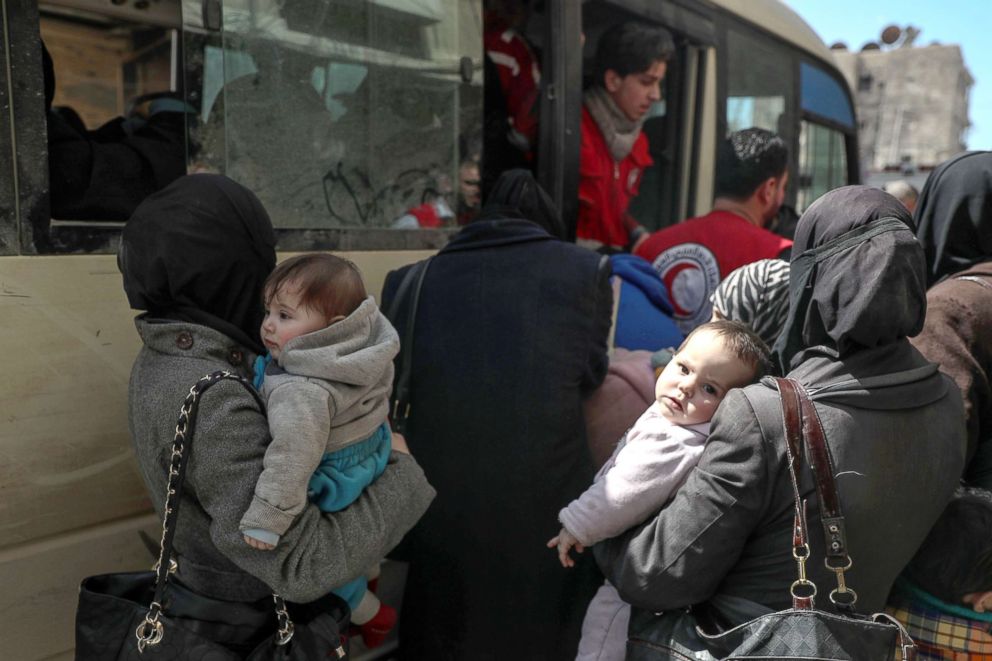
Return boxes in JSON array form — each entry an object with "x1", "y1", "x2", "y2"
[{"x1": 308, "y1": 423, "x2": 391, "y2": 610}]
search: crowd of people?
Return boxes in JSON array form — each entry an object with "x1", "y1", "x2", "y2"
[{"x1": 103, "y1": 10, "x2": 992, "y2": 661}]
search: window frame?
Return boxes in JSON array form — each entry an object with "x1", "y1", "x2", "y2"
[{"x1": 714, "y1": 10, "x2": 860, "y2": 212}]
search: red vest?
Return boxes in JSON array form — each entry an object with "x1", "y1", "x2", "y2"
[
  {"x1": 577, "y1": 106, "x2": 652, "y2": 249},
  {"x1": 635, "y1": 210, "x2": 793, "y2": 331},
  {"x1": 484, "y1": 27, "x2": 540, "y2": 152}
]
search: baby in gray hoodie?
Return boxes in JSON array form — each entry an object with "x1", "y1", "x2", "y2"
[{"x1": 240, "y1": 253, "x2": 400, "y2": 648}]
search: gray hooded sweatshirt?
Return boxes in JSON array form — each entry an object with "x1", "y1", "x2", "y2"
[{"x1": 241, "y1": 296, "x2": 399, "y2": 538}]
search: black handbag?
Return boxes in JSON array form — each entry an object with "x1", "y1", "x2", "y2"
[
  {"x1": 627, "y1": 377, "x2": 916, "y2": 660},
  {"x1": 73, "y1": 371, "x2": 349, "y2": 660}
]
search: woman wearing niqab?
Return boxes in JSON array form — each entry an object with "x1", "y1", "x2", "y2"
[
  {"x1": 912, "y1": 151, "x2": 992, "y2": 489},
  {"x1": 119, "y1": 174, "x2": 434, "y2": 654},
  {"x1": 594, "y1": 186, "x2": 965, "y2": 657}
]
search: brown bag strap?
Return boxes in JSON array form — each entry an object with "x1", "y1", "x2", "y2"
[{"x1": 774, "y1": 377, "x2": 858, "y2": 612}]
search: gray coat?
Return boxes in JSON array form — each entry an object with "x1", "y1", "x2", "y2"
[{"x1": 128, "y1": 317, "x2": 434, "y2": 603}]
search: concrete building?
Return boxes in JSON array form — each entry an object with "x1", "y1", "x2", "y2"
[{"x1": 832, "y1": 36, "x2": 972, "y2": 185}]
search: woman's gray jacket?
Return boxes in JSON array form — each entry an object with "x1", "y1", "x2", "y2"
[{"x1": 128, "y1": 317, "x2": 435, "y2": 603}]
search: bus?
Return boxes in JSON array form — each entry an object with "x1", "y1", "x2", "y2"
[{"x1": 0, "y1": 1, "x2": 857, "y2": 658}]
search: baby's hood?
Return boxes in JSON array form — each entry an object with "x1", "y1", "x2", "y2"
[{"x1": 278, "y1": 296, "x2": 399, "y2": 387}]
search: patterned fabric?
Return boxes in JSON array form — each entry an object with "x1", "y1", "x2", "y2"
[
  {"x1": 888, "y1": 593, "x2": 992, "y2": 659},
  {"x1": 710, "y1": 258, "x2": 790, "y2": 346}
]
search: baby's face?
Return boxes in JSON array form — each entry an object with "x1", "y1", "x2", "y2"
[
  {"x1": 259, "y1": 282, "x2": 328, "y2": 360},
  {"x1": 655, "y1": 329, "x2": 755, "y2": 426}
]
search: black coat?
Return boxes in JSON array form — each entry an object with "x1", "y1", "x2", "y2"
[{"x1": 382, "y1": 218, "x2": 612, "y2": 660}]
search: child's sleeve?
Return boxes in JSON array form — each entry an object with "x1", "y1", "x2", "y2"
[
  {"x1": 239, "y1": 380, "x2": 335, "y2": 538},
  {"x1": 558, "y1": 424, "x2": 706, "y2": 546}
]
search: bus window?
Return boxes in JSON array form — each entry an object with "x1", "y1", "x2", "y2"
[
  {"x1": 800, "y1": 61, "x2": 855, "y2": 129},
  {"x1": 189, "y1": 0, "x2": 483, "y2": 233},
  {"x1": 796, "y1": 61, "x2": 855, "y2": 211},
  {"x1": 39, "y1": 2, "x2": 186, "y2": 224},
  {"x1": 797, "y1": 120, "x2": 848, "y2": 211},
  {"x1": 725, "y1": 26, "x2": 796, "y2": 148}
]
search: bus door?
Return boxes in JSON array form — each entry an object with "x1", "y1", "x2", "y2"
[{"x1": 579, "y1": 0, "x2": 717, "y2": 232}]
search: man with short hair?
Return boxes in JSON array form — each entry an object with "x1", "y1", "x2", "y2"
[
  {"x1": 635, "y1": 127, "x2": 793, "y2": 332},
  {"x1": 577, "y1": 22, "x2": 675, "y2": 251},
  {"x1": 882, "y1": 179, "x2": 919, "y2": 213}
]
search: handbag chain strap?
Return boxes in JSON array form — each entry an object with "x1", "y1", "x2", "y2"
[
  {"x1": 136, "y1": 371, "x2": 297, "y2": 653},
  {"x1": 775, "y1": 378, "x2": 856, "y2": 612}
]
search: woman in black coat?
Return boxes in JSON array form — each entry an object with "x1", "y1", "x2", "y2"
[{"x1": 381, "y1": 170, "x2": 612, "y2": 660}]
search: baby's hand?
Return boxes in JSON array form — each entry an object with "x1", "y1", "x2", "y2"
[
  {"x1": 546, "y1": 528, "x2": 585, "y2": 568},
  {"x1": 244, "y1": 534, "x2": 275, "y2": 551}
]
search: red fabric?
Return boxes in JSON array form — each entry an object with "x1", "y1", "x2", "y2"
[
  {"x1": 484, "y1": 27, "x2": 539, "y2": 151},
  {"x1": 635, "y1": 210, "x2": 793, "y2": 330},
  {"x1": 577, "y1": 106, "x2": 652, "y2": 249},
  {"x1": 408, "y1": 203, "x2": 443, "y2": 228}
]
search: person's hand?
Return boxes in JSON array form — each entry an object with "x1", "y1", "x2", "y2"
[
  {"x1": 546, "y1": 527, "x2": 584, "y2": 568},
  {"x1": 392, "y1": 431, "x2": 411, "y2": 455},
  {"x1": 244, "y1": 534, "x2": 275, "y2": 551}
]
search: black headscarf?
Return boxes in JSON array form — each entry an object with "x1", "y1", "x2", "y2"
[
  {"x1": 118, "y1": 174, "x2": 277, "y2": 353},
  {"x1": 914, "y1": 151, "x2": 992, "y2": 286},
  {"x1": 477, "y1": 169, "x2": 566, "y2": 240},
  {"x1": 773, "y1": 185, "x2": 927, "y2": 373}
]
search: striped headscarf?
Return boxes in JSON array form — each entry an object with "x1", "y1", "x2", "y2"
[{"x1": 710, "y1": 259, "x2": 790, "y2": 347}]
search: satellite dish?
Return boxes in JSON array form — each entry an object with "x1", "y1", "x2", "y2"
[
  {"x1": 861, "y1": 42, "x2": 881, "y2": 51},
  {"x1": 881, "y1": 25, "x2": 902, "y2": 45}
]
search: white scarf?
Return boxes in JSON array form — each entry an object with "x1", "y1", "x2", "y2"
[{"x1": 584, "y1": 85, "x2": 644, "y2": 162}]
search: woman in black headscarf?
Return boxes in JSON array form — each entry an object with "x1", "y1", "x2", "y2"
[
  {"x1": 595, "y1": 186, "x2": 965, "y2": 657},
  {"x1": 477, "y1": 167, "x2": 567, "y2": 239},
  {"x1": 911, "y1": 151, "x2": 992, "y2": 488},
  {"x1": 120, "y1": 174, "x2": 434, "y2": 654},
  {"x1": 380, "y1": 169, "x2": 611, "y2": 660}
]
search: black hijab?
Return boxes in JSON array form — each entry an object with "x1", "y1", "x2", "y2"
[
  {"x1": 118, "y1": 174, "x2": 277, "y2": 353},
  {"x1": 477, "y1": 169, "x2": 566, "y2": 240},
  {"x1": 773, "y1": 185, "x2": 927, "y2": 373},
  {"x1": 914, "y1": 151, "x2": 992, "y2": 286}
]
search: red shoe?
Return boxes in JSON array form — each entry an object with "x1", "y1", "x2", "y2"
[{"x1": 359, "y1": 603, "x2": 397, "y2": 649}]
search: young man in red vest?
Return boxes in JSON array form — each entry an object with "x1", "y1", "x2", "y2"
[
  {"x1": 635, "y1": 128, "x2": 793, "y2": 332},
  {"x1": 577, "y1": 22, "x2": 674, "y2": 251}
]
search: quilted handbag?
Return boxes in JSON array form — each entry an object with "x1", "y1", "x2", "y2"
[
  {"x1": 627, "y1": 378, "x2": 916, "y2": 660},
  {"x1": 73, "y1": 371, "x2": 349, "y2": 660}
]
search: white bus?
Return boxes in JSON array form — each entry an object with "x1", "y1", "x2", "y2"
[{"x1": 0, "y1": 1, "x2": 856, "y2": 658}]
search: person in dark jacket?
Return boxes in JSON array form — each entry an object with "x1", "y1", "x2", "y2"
[
  {"x1": 595, "y1": 186, "x2": 966, "y2": 658},
  {"x1": 381, "y1": 169, "x2": 611, "y2": 660},
  {"x1": 912, "y1": 151, "x2": 992, "y2": 489}
]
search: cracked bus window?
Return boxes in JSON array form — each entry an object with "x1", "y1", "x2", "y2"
[{"x1": 190, "y1": 0, "x2": 483, "y2": 231}]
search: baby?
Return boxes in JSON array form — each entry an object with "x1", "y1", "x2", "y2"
[
  {"x1": 548, "y1": 320, "x2": 772, "y2": 661},
  {"x1": 239, "y1": 253, "x2": 399, "y2": 648}
]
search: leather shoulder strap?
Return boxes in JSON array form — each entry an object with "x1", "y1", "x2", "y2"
[{"x1": 388, "y1": 258, "x2": 433, "y2": 433}]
